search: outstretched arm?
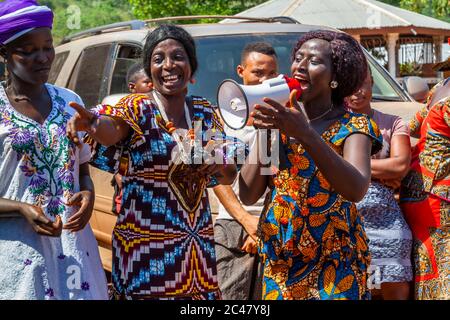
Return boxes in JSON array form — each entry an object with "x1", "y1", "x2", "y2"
[{"x1": 66, "y1": 102, "x2": 130, "y2": 147}]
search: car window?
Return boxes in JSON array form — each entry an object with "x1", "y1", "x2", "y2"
[
  {"x1": 190, "y1": 34, "x2": 300, "y2": 104},
  {"x1": 48, "y1": 51, "x2": 69, "y2": 85},
  {"x1": 109, "y1": 45, "x2": 142, "y2": 95},
  {"x1": 367, "y1": 59, "x2": 405, "y2": 101},
  {"x1": 189, "y1": 33, "x2": 407, "y2": 105},
  {"x1": 68, "y1": 44, "x2": 113, "y2": 107}
]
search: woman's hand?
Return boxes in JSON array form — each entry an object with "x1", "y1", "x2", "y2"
[
  {"x1": 67, "y1": 102, "x2": 98, "y2": 146},
  {"x1": 251, "y1": 90, "x2": 310, "y2": 138},
  {"x1": 19, "y1": 204, "x2": 63, "y2": 237},
  {"x1": 63, "y1": 190, "x2": 95, "y2": 232}
]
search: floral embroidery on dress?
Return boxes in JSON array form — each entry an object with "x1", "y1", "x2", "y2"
[
  {"x1": 45, "y1": 288, "x2": 54, "y2": 298},
  {"x1": 81, "y1": 282, "x2": 90, "y2": 291},
  {"x1": 0, "y1": 84, "x2": 77, "y2": 217}
]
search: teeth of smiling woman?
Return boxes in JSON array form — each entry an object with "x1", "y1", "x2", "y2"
[{"x1": 163, "y1": 75, "x2": 179, "y2": 81}]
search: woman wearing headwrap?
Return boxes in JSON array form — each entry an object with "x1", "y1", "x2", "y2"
[{"x1": 0, "y1": 0, "x2": 108, "y2": 299}]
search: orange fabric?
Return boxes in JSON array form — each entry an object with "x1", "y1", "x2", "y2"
[{"x1": 403, "y1": 97, "x2": 450, "y2": 201}]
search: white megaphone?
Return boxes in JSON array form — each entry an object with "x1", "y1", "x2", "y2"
[{"x1": 217, "y1": 74, "x2": 302, "y2": 130}]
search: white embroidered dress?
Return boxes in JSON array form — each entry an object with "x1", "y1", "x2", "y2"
[{"x1": 0, "y1": 83, "x2": 108, "y2": 300}]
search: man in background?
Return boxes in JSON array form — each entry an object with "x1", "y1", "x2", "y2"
[{"x1": 214, "y1": 42, "x2": 279, "y2": 300}]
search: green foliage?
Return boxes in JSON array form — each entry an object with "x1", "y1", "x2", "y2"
[
  {"x1": 379, "y1": 0, "x2": 401, "y2": 5},
  {"x1": 380, "y1": 0, "x2": 450, "y2": 23},
  {"x1": 399, "y1": 61, "x2": 423, "y2": 76},
  {"x1": 128, "y1": 0, "x2": 267, "y2": 22},
  {"x1": 37, "y1": 0, "x2": 135, "y2": 43},
  {"x1": 1, "y1": 0, "x2": 447, "y2": 44}
]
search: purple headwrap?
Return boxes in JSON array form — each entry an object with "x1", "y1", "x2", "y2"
[{"x1": 0, "y1": 0, "x2": 53, "y2": 46}]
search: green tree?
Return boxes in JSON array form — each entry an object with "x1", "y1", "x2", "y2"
[
  {"x1": 128, "y1": 0, "x2": 267, "y2": 21},
  {"x1": 380, "y1": 0, "x2": 449, "y2": 23},
  {"x1": 39, "y1": 0, "x2": 135, "y2": 43}
]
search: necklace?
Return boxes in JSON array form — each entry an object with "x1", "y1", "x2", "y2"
[
  {"x1": 308, "y1": 103, "x2": 333, "y2": 122},
  {"x1": 152, "y1": 91, "x2": 195, "y2": 162},
  {"x1": 6, "y1": 86, "x2": 32, "y2": 102}
]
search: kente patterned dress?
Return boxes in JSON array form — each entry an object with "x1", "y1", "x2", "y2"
[
  {"x1": 400, "y1": 78, "x2": 450, "y2": 300},
  {"x1": 259, "y1": 112, "x2": 382, "y2": 300},
  {"x1": 87, "y1": 93, "x2": 230, "y2": 300},
  {"x1": 0, "y1": 83, "x2": 108, "y2": 300}
]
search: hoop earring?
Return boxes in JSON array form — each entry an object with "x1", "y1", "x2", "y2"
[{"x1": 330, "y1": 81, "x2": 338, "y2": 89}]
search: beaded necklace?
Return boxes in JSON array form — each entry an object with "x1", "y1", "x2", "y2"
[{"x1": 152, "y1": 91, "x2": 195, "y2": 162}]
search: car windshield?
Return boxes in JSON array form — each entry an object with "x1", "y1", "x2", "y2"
[{"x1": 188, "y1": 33, "x2": 406, "y2": 105}]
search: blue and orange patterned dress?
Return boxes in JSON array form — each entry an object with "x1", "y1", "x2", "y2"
[
  {"x1": 87, "y1": 93, "x2": 231, "y2": 300},
  {"x1": 259, "y1": 112, "x2": 382, "y2": 300}
]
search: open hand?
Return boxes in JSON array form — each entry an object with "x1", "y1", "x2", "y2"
[
  {"x1": 251, "y1": 90, "x2": 309, "y2": 138},
  {"x1": 19, "y1": 204, "x2": 63, "y2": 237},
  {"x1": 67, "y1": 101, "x2": 98, "y2": 146},
  {"x1": 63, "y1": 190, "x2": 95, "y2": 232}
]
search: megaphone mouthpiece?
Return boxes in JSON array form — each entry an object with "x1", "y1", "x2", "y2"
[{"x1": 284, "y1": 76, "x2": 302, "y2": 100}]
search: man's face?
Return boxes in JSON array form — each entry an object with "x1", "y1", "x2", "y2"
[{"x1": 237, "y1": 51, "x2": 278, "y2": 86}]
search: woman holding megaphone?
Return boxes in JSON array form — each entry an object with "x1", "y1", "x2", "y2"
[{"x1": 239, "y1": 30, "x2": 382, "y2": 300}]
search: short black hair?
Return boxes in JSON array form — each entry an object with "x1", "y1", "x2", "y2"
[
  {"x1": 292, "y1": 30, "x2": 368, "y2": 105},
  {"x1": 241, "y1": 42, "x2": 277, "y2": 64},
  {"x1": 126, "y1": 62, "x2": 145, "y2": 83},
  {"x1": 142, "y1": 24, "x2": 198, "y2": 79}
]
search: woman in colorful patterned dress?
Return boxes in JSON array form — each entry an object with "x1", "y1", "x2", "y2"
[
  {"x1": 239, "y1": 30, "x2": 382, "y2": 300},
  {"x1": 67, "y1": 24, "x2": 239, "y2": 300},
  {"x1": 0, "y1": 0, "x2": 108, "y2": 299},
  {"x1": 400, "y1": 77, "x2": 450, "y2": 300},
  {"x1": 347, "y1": 69, "x2": 413, "y2": 300}
]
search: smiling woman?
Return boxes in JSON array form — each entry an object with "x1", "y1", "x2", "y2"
[
  {"x1": 0, "y1": 0, "x2": 108, "y2": 300},
  {"x1": 66, "y1": 24, "x2": 241, "y2": 300}
]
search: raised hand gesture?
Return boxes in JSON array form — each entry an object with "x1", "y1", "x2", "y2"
[{"x1": 66, "y1": 101, "x2": 98, "y2": 145}]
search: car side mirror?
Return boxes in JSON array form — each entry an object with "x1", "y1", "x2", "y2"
[
  {"x1": 101, "y1": 93, "x2": 128, "y2": 106},
  {"x1": 402, "y1": 76, "x2": 429, "y2": 103}
]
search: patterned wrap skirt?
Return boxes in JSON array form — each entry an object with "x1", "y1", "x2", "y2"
[{"x1": 356, "y1": 182, "x2": 413, "y2": 284}]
